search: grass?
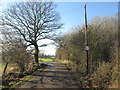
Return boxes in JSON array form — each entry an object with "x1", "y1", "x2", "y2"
[
  {"x1": 51, "y1": 57, "x2": 55, "y2": 59},
  {"x1": 0, "y1": 63, "x2": 6, "y2": 74},
  {"x1": 10, "y1": 75, "x2": 33, "y2": 88},
  {"x1": 58, "y1": 61, "x2": 64, "y2": 63},
  {"x1": 0, "y1": 63, "x2": 5, "y2": 68},
  {"x1": 38, "y1": 58, "x2": 53, "y2": 62},
  {"x1": 0, "y1": 63, "x2": 19, "y2": 75}
]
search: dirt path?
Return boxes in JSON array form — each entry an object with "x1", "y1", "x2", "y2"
[{"x1": 18, "y1": 62, "x2": 80, "y2": 88}]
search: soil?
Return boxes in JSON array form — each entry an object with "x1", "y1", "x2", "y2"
[{"x1": 17, "y1": 61, "x2": 80, "y2": 88}]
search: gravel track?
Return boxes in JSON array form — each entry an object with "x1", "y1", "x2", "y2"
[{"x1": 18, "y1": 62, "x2": 80, "y2": 88}]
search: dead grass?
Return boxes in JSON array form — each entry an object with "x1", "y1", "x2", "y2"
[{"x1": 75, "y1": 61, "x2": 119, "y2": 88}]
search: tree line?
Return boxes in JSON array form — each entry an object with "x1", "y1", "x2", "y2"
[{"x1": 56, "y1": 15, "x2": 119, "y2": 88}]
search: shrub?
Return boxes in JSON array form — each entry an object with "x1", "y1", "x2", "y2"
[{"x1": 56, "y1": 15, "x2": 118, "y2": 88}]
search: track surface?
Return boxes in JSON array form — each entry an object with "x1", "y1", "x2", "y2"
[{"x1": 18, "y1": 62, "x2": 80, "y2": 88}]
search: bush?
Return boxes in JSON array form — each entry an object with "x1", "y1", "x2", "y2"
[
  {"x1": 2, "y1": 40, "x2": 33, "y2": 74},
  {"x1": 56, "y1": 15, "x2": 119, "y2": 88},
  {"x1": 89, "y1": 62, "x2": 112, "y2": 88}
]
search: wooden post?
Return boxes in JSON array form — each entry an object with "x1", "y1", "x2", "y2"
[
  {"x1": 84, "y1": 4, "x2": 89, "y2": 74},
  {"x1": 3, "y1": 62, "x2": 8, "y2": 75}
]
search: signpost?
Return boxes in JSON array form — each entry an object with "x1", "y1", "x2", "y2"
[{"x1": 84, "y1": 4, "x2": 89, "y2": 74}]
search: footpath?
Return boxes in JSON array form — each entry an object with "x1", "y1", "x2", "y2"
[{"x1": 18, "y1": 62, "x2": 80, "y2": 88}]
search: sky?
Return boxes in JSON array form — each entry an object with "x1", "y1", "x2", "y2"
[
  {"x1": 0, "y1": 1, "x2": 118, "y2": 55},
  {"x1": 55, "y1": 2, "x2": 118, "y2": 34}
]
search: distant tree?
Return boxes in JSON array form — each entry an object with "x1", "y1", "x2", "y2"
[{"x1": 2, "y1": 2, "x2": 63, "y2": 65}]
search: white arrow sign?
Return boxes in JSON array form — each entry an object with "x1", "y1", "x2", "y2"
[{"x1": 85, "y1": 46, "x2": 89, "y2": 50}]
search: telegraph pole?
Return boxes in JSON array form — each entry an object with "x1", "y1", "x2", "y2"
[{"x1": 84, "y1": 4, "x2": 89, "y2": 74}]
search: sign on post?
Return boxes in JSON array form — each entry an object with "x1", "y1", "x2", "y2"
[{"x1": 85, "y1": 46, "x2": 89, "y2": 50}]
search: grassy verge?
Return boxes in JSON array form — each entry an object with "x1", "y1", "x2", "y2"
[
  {"x1": 58, "y1": 61, "x2": 64, "y2": 63},
  {"x1": 51, "y1": 57, "x2": 55, "y2": 59},
  {"x1": 38, "y1": 58, "x2": 53, "y2": 62},
  {"x1": 1, "y1": 75, "x2": 33, "y2": 88},
  {"x1": 0, "y1": 63, "x2": 5, "y2": 70},
  {"x1": 58, "y1": 60, "x2": 72, "y2": 64},
  {"x1": 11, "y1": 67, "x2": 45, "y2": 88},
  {"x1": 10, "y1": 75, "x2": 33, "y2": 88},
  {"x1": 2, "y1": 66, "x2": 45, "y2": 89}
]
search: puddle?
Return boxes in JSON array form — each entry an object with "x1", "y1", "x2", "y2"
[{"x1": 41, "y1": 63, "x2": 55, "y2": 67}]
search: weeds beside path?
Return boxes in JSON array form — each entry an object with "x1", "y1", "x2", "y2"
[{"x1": 18, "y1": 61, "x2": 80, "y2": 88}]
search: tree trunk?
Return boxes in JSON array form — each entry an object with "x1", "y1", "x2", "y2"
[
  {"x1": 76, "y1": 60, "x2": 79, "y2": 73},
  {"x1": 67, "y1": 51, "x2": 69, "y2": 60},
  {"x1": 19, "y1": 64, "x2": 25, "y2": 73},
  {"x1": 34, "y1": 45, "x2": 39, "y2": 65}
]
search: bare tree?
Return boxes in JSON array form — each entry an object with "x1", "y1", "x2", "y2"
[{"x1": 2, "y1": 2, "x2": 63, "y2": 65}]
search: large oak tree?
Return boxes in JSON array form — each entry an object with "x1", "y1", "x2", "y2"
[{"x1": 2, "y1": 2, "x2": 63, "y2": 65}]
